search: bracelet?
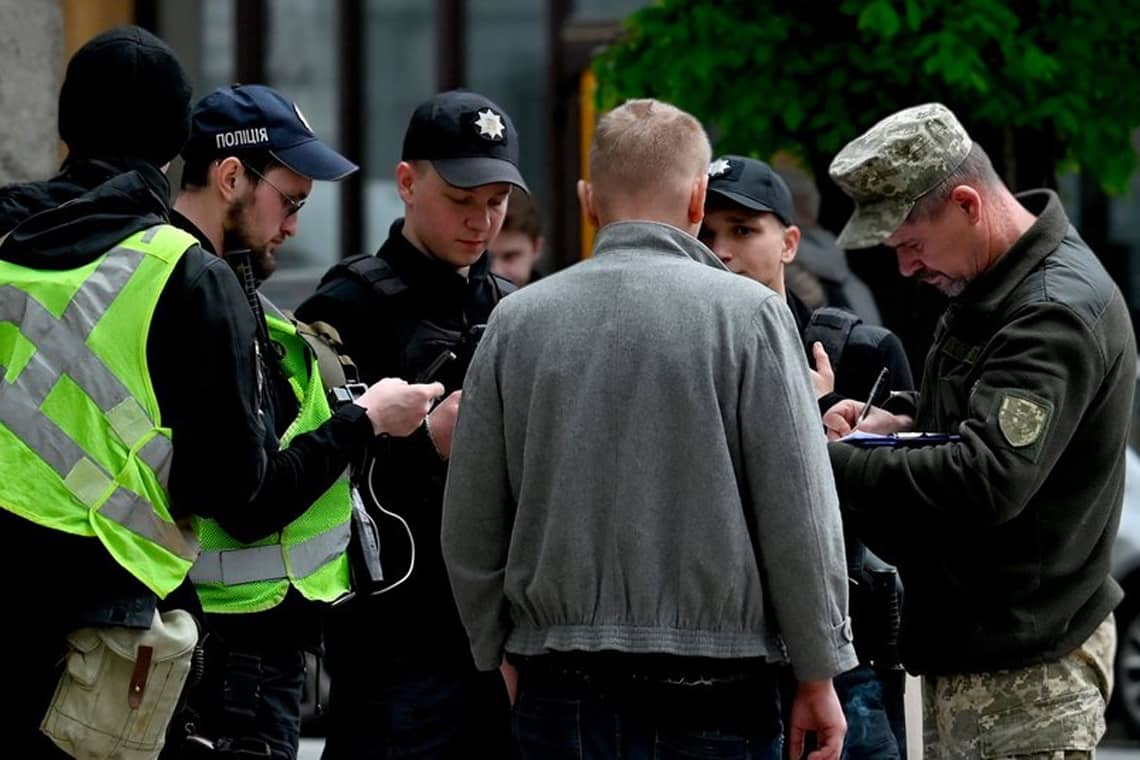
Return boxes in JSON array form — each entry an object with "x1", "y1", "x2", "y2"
[{"x1": 423, "y1": 413, "x2": 447, "y2": 461}]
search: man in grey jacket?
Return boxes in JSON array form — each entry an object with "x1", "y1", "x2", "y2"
[{"x1": 441, "y1": 98, "x2": 856, "y2": 760}]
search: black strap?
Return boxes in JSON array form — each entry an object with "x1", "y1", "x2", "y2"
[
  {"x1": 324, "y1": 254, "x2": 410, "y2": 298},
  {"x1": 803, "y1": 306, "x2": 862, "y2": 376}
]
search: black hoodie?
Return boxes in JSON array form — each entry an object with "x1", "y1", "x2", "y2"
[{"x1": 0, "y1": 158, "x2": 267, "y2": 628}]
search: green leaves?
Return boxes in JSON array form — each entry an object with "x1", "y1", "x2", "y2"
[
  {"x1": 592, "y1": 0, "x2": 1140, "y2": 194},
  {"x1": 857, "y1": 0, "x2": 901, "y2": 38}
]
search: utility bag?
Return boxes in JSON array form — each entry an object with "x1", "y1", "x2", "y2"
[{"x1": 41, "y1": 609, "x2": 199, "y2": 759}]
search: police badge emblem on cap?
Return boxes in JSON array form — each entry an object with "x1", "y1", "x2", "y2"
[
  {"x1": 473, "y1": 109, "x2": 505, "y2": 141},
  {"x1": 292, "y1": 102, "x2": 313, "y2": 133},
  {"x1": 708, "y1": 158, "x2": 731, "y2": 178}
]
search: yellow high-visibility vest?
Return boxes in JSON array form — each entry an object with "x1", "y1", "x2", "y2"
[
  {"x1": 191, "y1": 311, "x2": 351, "y2": 613},
  {"x1": 0, "y1": 224, "x2": 200, "y2": 597}
]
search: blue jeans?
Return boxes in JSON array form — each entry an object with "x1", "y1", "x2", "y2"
[
  {"x1": 833, "y1": 665, "x2": 903, "y2": 760},
  {"x1": 513, "y1": 663, "x2": 784, "y2": 760},
  {"x1": 321, "y1": 666, "x2": 510, "y2": 759}
]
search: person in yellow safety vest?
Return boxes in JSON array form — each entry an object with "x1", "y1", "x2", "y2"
[
  {"x1": 165, "y1": 84, "x2": 443, "y2": 760},
  {"x1": 0, "y1": 27, "x2": 274, "y2": 758}
]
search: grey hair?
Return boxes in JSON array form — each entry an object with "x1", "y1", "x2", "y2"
[{"x1": 907, "y1": 142, "x2": 1001, "y2": 222}]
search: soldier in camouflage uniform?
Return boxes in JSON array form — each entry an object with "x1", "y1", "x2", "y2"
[{"x1": 820, "y1": 103, "x2": 1135, "y2": 760}]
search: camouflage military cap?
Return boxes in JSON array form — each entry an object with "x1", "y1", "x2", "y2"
[{"x1": 829, "y1": 103, "x2": 972, "y2": 250}]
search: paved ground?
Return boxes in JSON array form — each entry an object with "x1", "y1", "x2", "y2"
[
  {"x1": 299, "y1": 737, "x2": 1140, "y2": 759},
  {"x1": 297, "y1": 699, "x2": 1139, "y2": 760}
]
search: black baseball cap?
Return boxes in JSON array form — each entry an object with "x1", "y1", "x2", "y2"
[
  {"x1": 401, "y1": 90, "x2": 529, "y2": 193},
  {"x1": 183, "y1": 84, "x2": 358, "y2": 181},
  {"x1": 706, "y1": 155, "x2": 796, "y2": 227}
]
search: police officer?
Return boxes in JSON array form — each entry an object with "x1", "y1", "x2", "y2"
[
  {"x1": 0, "y1": 27, "x2": 263, "y2": 758},
  {"x1": 295, "y1": 90, "x2": 526, "y2": 758},
  {"x1": 699, "y1": 155, "x2": 912, "y2": 760},
  {"x1": 823, "y1": 103, "x2": 1135, "y2": 760},
  {"x1": 166, "y1": 84, "x2": 444, "y2": 760}
]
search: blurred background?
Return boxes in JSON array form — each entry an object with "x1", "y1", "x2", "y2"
[{"x1": 7, "y1": 1, "x2": 1140, "y2": 333}]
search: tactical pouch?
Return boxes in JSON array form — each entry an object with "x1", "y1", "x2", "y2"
[
  {"x1": 851, "y1": 551, "x2": 904, "y2": 672},
  {"x1": 41, "y1": 609, "x2": 199, "y2": 759},
  {"x1": 346, "y1": 486, "x2": 384, "y2": 591},
  {"x1": 286, "y1": 311, "x2": 359, "y2": 389}
]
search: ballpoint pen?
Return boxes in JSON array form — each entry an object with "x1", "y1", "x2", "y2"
[{"x1": 854, "y1": 366, "x2": 889, "y2": 428}]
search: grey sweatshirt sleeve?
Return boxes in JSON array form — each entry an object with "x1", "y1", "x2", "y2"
[
  {"x1": 440, "y1": 316, "x2": 514, "y2": 671},
  {"x1": 741, "y1": 297, "x2": 857, "y2": 682}
]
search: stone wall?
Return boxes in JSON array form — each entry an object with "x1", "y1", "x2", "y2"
[{"x1": 0, "y1": 1, "x2": 62, "y2": 185}]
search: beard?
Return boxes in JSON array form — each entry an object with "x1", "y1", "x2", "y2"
[
  {"x1": 248, "y1": 248, "x2": 278, "y2": 281},
  {"x1": 915, "y1": 267, "x2": 968, "y2": 297},
  {"x1": 222, "y1": 196, "x2": 279, "y2": 282}
]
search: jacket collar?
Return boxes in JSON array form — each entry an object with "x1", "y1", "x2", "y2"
[
  {"x1": 592, "y1": 220, "x2": 729, "y2": 272},
  {"x1": 169, "y1": 209, "x2": 216, "y2": 255},
  {"x1": 957, "y1": 189, "x2": 1070, "y2": 314},
  {"x1": 379, "y1": 218, "x2": 494, "y2": 288}
]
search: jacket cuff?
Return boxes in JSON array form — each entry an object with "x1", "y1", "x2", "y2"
[
  {"x1": 882, "y1": 390, "x2": 918, "y2": 416},
  {"x1": 331, "y1": 403, "x2": 373, "y2": 449},
  {"x1": 796, "y1": 619, "x2": 859, "y2": 682},
  {"x1": 411, "y1": 422, "x2": 449, "y2": 475},
  {"x1": 817, "y1": 391, "x2": 845, "y2": 417}
]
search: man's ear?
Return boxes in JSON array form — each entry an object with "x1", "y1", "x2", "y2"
[
  {"x1": 688, "y1": 174, "x2": 708, "y2": 225},
  {"x1": 532, "y1": 235, "x2": 546, "y2": 259},
  {"x1": 577, "y1": 179, "x2": 599, "y2": 228},
  {"x1": 950, "y1": 185, "x2": 982, "y2": 225},
  {"x1": 782, "y1": 224, "x2": 802, "y2": 264},
  {"x1": 215, "y1": 157, "x2": 244, "y2": 203},
  {"x1": 396, "y1": 161, "x2": 417, "y2": 204}
]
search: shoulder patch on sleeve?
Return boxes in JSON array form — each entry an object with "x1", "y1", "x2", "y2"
[{"x1": 996, "y1": 391, "x2": 1052, "y2": 448}]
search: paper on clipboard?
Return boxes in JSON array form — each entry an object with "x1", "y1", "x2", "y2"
[{"x1": 836, "y1": 431, "x2": 961, "y2": 448}]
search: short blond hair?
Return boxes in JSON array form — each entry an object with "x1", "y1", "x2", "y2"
[{"x1": 588, "y1": 98, "x2": 711, "y2": 211}]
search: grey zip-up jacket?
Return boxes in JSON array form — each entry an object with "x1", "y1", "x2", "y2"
[{"x1": 442, "y1": 220, "x2": 857, "y2": 682}]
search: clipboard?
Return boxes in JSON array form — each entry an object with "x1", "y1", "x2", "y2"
[{"x1": 836, "y1": 431, "x2": 961, "y2": 448}]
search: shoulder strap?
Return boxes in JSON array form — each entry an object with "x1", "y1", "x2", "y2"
[
  {"x1": 285, "y1": 309, "x2": 360, "y2": 388},
  {"x1": 803, "y1": 306, "x2": 862, "y2": 375},
  {"x1": 323, "y1": 254, "x2": 409, "y2": 299}
]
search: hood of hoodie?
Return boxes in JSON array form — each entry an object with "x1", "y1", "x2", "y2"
[{"x1": 0, "y1": 158, "x2": 172, "y2": 270}]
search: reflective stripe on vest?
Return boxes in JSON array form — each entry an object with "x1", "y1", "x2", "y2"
[
  {"x1": 189, "y1": 519, "x2": 349, "y2": 585},
  {"x1": 0, "y1": 237, "x2": 193, "y2": 561}
]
